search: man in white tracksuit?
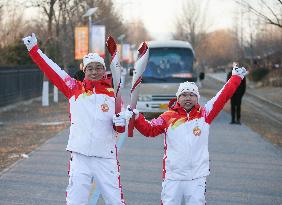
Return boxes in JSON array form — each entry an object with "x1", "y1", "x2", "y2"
[
  {"x1": 119, "y1": 65, "x2": 248, "y2": 205},
  {"x1": 22, "y1": 34, "x2": 126, "y2": 205}
]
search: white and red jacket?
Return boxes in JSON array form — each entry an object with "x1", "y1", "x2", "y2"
[
  {"x1": 135, "y1": 75, "x2": 242, "y2": 180},
  {"x1": 29, "y1": 45, "x2": 123, "y2": 158}
]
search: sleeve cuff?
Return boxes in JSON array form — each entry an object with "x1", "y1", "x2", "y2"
[{"x1": 114, "y1": 125, "x2": 125, "y2": 133}]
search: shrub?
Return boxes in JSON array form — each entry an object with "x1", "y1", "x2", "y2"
[{"x1": 249, "y1": 68, "x2": 269, "y2": 82}]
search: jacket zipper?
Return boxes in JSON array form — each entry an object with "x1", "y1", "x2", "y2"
[
  {"x1": 91, "y1": 86, "x2": 96, "y2": 156},
  {"x1": 187, "y1": 112, "x2": 193, "y2": 169}
]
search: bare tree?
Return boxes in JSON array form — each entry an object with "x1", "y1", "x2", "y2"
[
  {"x1": 173, "y1": 0, "x2": 211, "y2": 71},
  {"x1": 236, "y1": 0, "x2": 282, "y2": 28},
  {"x1": 0, "y1": 4, "x2": 26, "y2": 47},
  {"x1": 0, "y1": 3, "x2": 3, "y2": 23},
  {"x1": 56, "y1": 0, "x2": 68, "y2": 69},
  {"x1": 125, "y1": 19, "x2": 152, "y2": 46},
  {"x1": 0, "y1": 0, "x2": 134, "y2": 66},
  {"x1": 197, "y1": 29, "x2": 239, "y2": 68},
  {"x1": 27, "y1": 0, "x2": 57, "y2": 49},
  {"x1": 24, "y1": 0, "x2": 58, "y2": 106},
  {"x1": 51, "y1": 0, "x2": 127, "y2": 65},
  {"x1": 173, "y1": 0, "x2": 210, "y2": 48}
]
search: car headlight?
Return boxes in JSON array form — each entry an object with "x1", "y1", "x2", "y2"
[{"x1": 138, "y1": 95, "x2": 152, "y2": 101}]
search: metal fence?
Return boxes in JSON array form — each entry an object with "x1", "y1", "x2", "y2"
[
  {"x1": 0, "y1": 65, "x2": 81, "y2": 107},
  {"x1": 0, "y1": 65, "x2": 43, "y2": 107}
]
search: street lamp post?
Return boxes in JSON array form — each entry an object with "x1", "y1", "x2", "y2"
[{"x1": 83, "y1": 7, "x2": 98, "y2": 53}]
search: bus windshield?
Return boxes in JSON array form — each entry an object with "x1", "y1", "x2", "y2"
[{"x1": 142, "y1": 47, "x2": 194, "y2": 83}]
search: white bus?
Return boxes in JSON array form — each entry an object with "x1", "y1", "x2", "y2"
[{"x1": 136, "y1": 40, "x2": 198, "y2": 113}]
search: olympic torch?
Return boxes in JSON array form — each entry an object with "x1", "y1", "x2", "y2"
[
  {"x1": 106, "y1": 36, "x2": 122, "y2": 114},
  {"x1": 128, "y1": 42, "x2": 149, "y2": 137}
]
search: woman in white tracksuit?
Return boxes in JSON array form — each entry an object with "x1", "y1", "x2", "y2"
[
  {"x1": 119, "y1": 65, "x2": 247, "y2": 205},
  {"x1": 22, "y1": 34, "x2": 126, "y2": 205}
]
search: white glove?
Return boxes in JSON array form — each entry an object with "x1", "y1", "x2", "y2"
[
  {"x1": 232, "y1": 62, "x2": 248, "y2": 79},
  {"x1": 124, "y1": 105, "x2": 139, "y2": 120},
  {"x1": 22, "y1": 33, "x2": 37, "y2": 51},
  {"x1": 113, "y1": 113, "x2": 126, "y2": 126}
]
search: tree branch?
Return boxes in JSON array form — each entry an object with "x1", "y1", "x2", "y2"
[
  {"x1": 276, "y1": 0, "x2": 282, "y2": 5},
  {"x1": 236, "y1": 0, "x2": 282, "y2": 28},
  {"x1": 43, "y1": 6, "x2": 48, "y2": 16},
  {"x1": 260, "y1": 0, "x2": 280, "y2": 25}
]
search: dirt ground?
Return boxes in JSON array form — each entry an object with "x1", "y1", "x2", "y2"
[{"x1": 0, "y1": 96, "x2": 69, "y2": 172}]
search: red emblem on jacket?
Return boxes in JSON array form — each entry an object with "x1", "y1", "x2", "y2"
[
  {"x1": 101, "y1": 103, "x2": 109, "y2": 112},
  {"x1": 193, "y1": 126, "x2": 201, "y2": 136}
]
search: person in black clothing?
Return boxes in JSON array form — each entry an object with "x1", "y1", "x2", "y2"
[
  {"x1": 73, "y1": 69, "x2": 85, "y2": 81},
  {"x1": 72, "y1": 63, "x2": 85, "y2": 81},
  {"x1": 227, "y1": 68, "x2": 246, "y2": 124}
]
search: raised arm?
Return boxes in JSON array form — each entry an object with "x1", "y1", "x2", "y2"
[
  {"x1": 204, "y1": 65, "x2": 248, "y2": 124},
  {"x1": 22, "y1": 33, "x2": 75, "y2": 98}
]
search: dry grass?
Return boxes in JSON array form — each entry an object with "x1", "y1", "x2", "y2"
[{"x1": 0, "y1": 98, "x2": 69, "y2": 172}]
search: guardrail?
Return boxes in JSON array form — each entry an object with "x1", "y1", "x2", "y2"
[
  {"x1": 0, "y1": 66, "x2": 43, "y2": 107},
  {"x1": 0, "y1": 65, "x2": 79, "y2": 107}
]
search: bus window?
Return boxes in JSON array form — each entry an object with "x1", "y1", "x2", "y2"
[{"x1": 142, "y1": 47, "x2": 195, "y2": 83}]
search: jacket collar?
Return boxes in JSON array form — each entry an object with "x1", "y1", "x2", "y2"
[{"x1": 83, "y1": 77, "x2": 112, "y2": 91}]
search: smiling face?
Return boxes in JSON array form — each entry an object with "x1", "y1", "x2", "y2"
[
  {"x1": 177, "y1": 91, "x2": 198, "y2": 112},
  {"x1": 84, "y1": 62, "x2": 105, "y2": 81}
]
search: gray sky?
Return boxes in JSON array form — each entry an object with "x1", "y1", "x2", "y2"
[{"x1": 114, "y1": 0, "x2": 237, "y2": 39}]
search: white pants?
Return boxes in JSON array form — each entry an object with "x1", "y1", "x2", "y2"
[
  {"x1": 66, "y1": 152, "x2": 126, "y2": 205},
  {"x1": 161, "y1": 177, "x2": 206, "y2": 205}
]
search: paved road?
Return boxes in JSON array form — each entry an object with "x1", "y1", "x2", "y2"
[
  {"x1": 0, "y1": 129, "x2": 69, "y2": 205},
  {"x1": 1, "y1": 83, "x2": 282, "y2": 204}
]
